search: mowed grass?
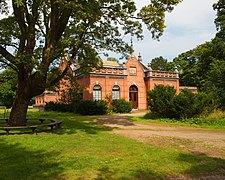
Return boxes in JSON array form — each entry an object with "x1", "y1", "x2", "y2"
[{"x1": 0, "y1": 110, "x2": 225, "y2": 179}]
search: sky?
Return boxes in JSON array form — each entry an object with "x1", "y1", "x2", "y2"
[{"x1": 113, "y1": 0, "x2": 218, "y2": 64}]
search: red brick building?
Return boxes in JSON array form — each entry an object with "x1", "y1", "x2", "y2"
[{"x1": 35, "y1": 52, "x2": 179, "y2": 110}]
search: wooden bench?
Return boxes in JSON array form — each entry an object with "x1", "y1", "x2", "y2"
[{"x1": 0, "y1": 118, "x2": 62, "y2": 135}]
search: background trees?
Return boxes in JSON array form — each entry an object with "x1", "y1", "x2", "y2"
[
  {"x1": 0, "y1": 70, "x2": 17, "y2": 108},
  {"x1": 168, "y1": 0, "x2": 225, "y2": 109},
  {"x1": 149, "y1": 56, "x2": 170, "y2": 71}
]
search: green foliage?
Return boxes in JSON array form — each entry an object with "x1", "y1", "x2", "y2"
[
  {"x1": 59, "y1": 74, "x2": 84, "y2": 104},
  {"x1": 45, "y1": 100, "x2": 108, "y2": 115},
  {"x1": 106, "y1": 57, "x2": 119, "y2": 63},
  {"x1": 44, "y1": 102, "x2": 73, "y2": 112},
  {"x1": 76, "y1": 100, "x2": 108, "y2": 115},
  {"x1": 150, "y1": 56, "x2": 169, "y2": 71},
  {"x1": 138, "y1": 0, "x2": 182, "y2": 39},
  {"x1": 0, "y1": 70, "x2": 17, "y2": 108},
  {"x1": 172, "y1": 89, "x2": 195, "y2": 119},
  {"x1": 173, "y1": 90, "x2": 214, "y2": 119},
  {"x1": 134, "y1": 109, "x2": 225, "y2": 130},
  {"x1": 111, "y1": 99, "x2": 132, "y2": 113},
  {"x1": 147, "y1": 85, "x2": 176, "y2": 118},
  {"x1": 147, "y1": 85, "x2": 215, "y2": 120},
  {"x1": 172, "y1": 42, "x2": 212, "y2": 87}
]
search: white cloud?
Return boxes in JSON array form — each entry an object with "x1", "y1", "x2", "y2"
[{"x1": 132, "y1": 0, "x2": 218, "y2": 63}]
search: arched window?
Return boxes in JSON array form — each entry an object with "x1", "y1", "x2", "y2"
[
  {"x1": 112, "y1": 86, "x2": 120, "y2": 100},
  {"x1": 93, "y1": 85, "x2": 102, "y2": 101},
  {"x1": 129, "y1": 85, "x2": 138, "y2": 92}
]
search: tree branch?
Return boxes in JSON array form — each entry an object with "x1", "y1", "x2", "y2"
[
  {"x1": 47, "y1": 63, "x2": 72, "y2": 88},
  {"x1": 12, "y1": 0, "x2": 27, "y2": 51},
  {"x1": 55, "y1": 8, "x2": 72, "y2": 42},
  {"x1": 0, "y1": 59, "x2": 19, "y2": 72},
  {"x1": 0, "y1": 45, "x2": 15, "y2": 63}
]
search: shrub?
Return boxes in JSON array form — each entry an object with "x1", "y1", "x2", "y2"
[
  {"x1": 147, "y1": 85, "x2": 216, "y2": 120},
  {"x1": 76, "y1": 100, "x2": 108, "y2": 115},
  {"x1": 172, "y1": 89, "x2": 195, "y2": 119},
  {"x1": 45, "y1": 101, "x2": 73, "y2": 112},
  {"x1": 147, "y1": 85, "x2": 176, "y2": 118},
  {"x1": 192, "y1": 92, "x2": 215, "y2": 116},
  {"x1": 111, "y1": 99, "x2": 132, "y2": 113}
]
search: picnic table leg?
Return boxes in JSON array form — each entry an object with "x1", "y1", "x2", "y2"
[
  {"x1": 31, "y1": 127, "x2": 37, "y2": 135},
  {"x1": 5, "y1": 129, "x2": 10, "y2": 135}
]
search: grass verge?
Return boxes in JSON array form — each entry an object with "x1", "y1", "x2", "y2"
[{"x1": 131, "y1": 110, "x2": 225, "y2": 130}]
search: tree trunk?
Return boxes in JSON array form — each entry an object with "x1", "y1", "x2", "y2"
[
  {"x1": 8, "y1": 80, "x2": 31, "y2": 126},
  {"x1": 8, "y1": 73, "x2": 46, "y2": 126},
  {"x1": 8, "y1": 96, "x2": 29, "y2": 126},
  {"x1": 8, "y1": 86, "x2": 31, "y2": 126}
]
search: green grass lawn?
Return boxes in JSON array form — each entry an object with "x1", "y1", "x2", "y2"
[{"x1": 0, "y1": 110, "x2": 225, "y2": 179}]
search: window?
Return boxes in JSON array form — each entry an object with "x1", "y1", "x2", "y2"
[
  {"x1": 93, "y1": 85, "x2": 102, "y2": 101},
  {"x1": 112, "y1": 86, "x2": 120, "y2": 100},
  {"x1": 130, "y1": 67, "x2": 137, "y2": 75},
  {"x1": 129, "y1": 85, "x2": 138, "y2": 92}
]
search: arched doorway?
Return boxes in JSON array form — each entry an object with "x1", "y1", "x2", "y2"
[{"x1": 129, "y1": 85, "x2": 138, "y2": 109}]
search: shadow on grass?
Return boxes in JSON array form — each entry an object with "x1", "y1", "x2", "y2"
[
  {"x1": 95, "y1": 164, "x2": 166, "y2": 180},
  {"x1": 95, "y1": 151, "x2": 225, "y2": 180},
  {"x1": 0, "y1": 139, "x2": 64, "y2": 179},
  {"x1": 45, "y1": 113, "x2": 115, "y2": 135},
  {"x1": 177, "y1": 152, "x2": 225, "y2": 178},
  {"x1": 0, "y1": 111, "x2": 115, "y2": 135}
]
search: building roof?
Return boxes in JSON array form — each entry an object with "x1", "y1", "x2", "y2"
[{"x1": 102, "y1": 60, "x2": 120, "y2": 67}]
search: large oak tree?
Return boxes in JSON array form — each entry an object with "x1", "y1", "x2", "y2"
[{"x1": 0, "y1": 0, "x2": 181, "y2": 126}]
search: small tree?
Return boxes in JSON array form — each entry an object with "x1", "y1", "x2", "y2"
[
  {"x1": 59, "y1": 74, "x2": 84, "y2": 104},
  {"x1": 147, "y1": 85, "x2": 176, "y2": 118}
]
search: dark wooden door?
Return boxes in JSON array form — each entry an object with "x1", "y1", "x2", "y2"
[{"x1": 129, "y1": 92, "x2": 138, "y2": 109}]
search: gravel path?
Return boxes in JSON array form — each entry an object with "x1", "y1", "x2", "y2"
[{"x1": 93, "y1": 112, "x2": 225, "y2": 159}]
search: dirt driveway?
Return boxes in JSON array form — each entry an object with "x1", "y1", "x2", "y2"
[{"x1": 93, "y1": 112, "x2": 225, "y2": 159}]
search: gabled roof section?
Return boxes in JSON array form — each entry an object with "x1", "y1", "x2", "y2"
[{"x1": 138, "y1": 61, "x2": 149, "y2": 72}]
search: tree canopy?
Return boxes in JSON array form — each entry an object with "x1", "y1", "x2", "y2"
[{"x1": 150, "y1": 56, "x2": 170, "y2": 71}]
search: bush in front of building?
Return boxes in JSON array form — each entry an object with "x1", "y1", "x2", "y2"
[
  {"x1": 45, "y1": 100, "x2": 108, "y2": 115},
  {"x1": 147, "y1": 84, "x2": 176, "y2": 118},
  {"x1": 173, "y1": 90, "x2": 215, "y2": 119},
  {"x1": 172, "y1": 88, "x2": 195, "y2": 119},
  {"x1": 147, "y1": 85, "x2": 215, "y2": 120},
  {"x1": 111, "y1": 99, "x2": 132, "y2": 113},
  {"x1": 45, "y1": 101, "x2": 74, "y2": 112},
  {"x1": 76, "y1": 100, "x2": 108, "y2": 115}
]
